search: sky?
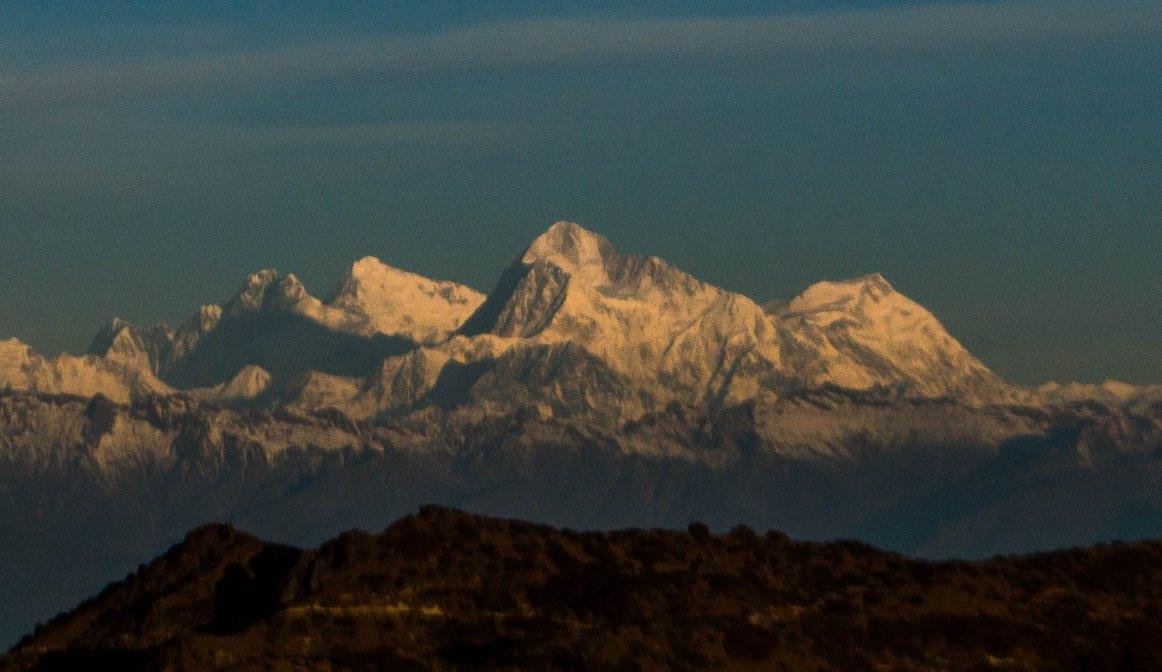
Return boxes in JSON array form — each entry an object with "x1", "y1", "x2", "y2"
[{"x1": 0, "y1": 0, "x2": 1159, "y2": 385}]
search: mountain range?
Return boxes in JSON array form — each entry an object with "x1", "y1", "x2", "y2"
[
  {"x1": 2, "y1": 222, "x2": 1022, "y2": 412},
  {"x1": 1, "y1": 222, "x2": 1160, "y2": 648}
]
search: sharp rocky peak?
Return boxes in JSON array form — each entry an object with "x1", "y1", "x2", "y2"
[
  {"x1": 187, "y1": 304, "x2": 223, "y2": 327},
  {"x1": 521, "y1": 221, "x2": 619, "y2": 278},
  {"x1": 226, "y1": 268, "x2": 282, "y2": 314},
  {"x1": 274, "y1": 274, "x2": 309, "y2": 304},
  {"x1": 85, "y1": 317, "x2": 176, "y2": 373},
  {"x1": 86, "y1": 317, "x2": 134, "y2": 355},
  {"x1": 173, "y1": 305, "x2": 222, "y2": 342},
  {"x1": 517, "y1": 221, "x2": 710, "y2": 297},
  {"x1": 221, "y1": 269, "x2": 317, "y2": 316}
]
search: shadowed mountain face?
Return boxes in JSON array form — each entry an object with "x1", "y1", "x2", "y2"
[
  {"x1": 4, "y1": 507, "x2": 1161, "y2": 672},
  {"x1": 160, "y1": 309, "x2": 416, "y2": 389}
]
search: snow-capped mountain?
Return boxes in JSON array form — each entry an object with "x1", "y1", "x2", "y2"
[
  {"x1": 74, "y1": 257, "x2": 483, "y2": 393},
  {"x1": 1, "y1": 221, "x2": 1159, "y2": 648},
  {"x1": 773, "y1": 273, "x2": 1007, "y2": 402},
  {"x1": 3, "y1": 219, "x2": 1154, "y2": 476},
  {"x1": 330, "y1": 256, "x2": 486, "y2": 342},
  {"x1": 0, "y1": 221, "x2": 1142, "y2": 420},
  {"x1": 212, "y1": 259, "x2": 485, "y2": 344},
  {"x1": 1, "y1": 336, "x2": 171, "y2": 403},
  {"x1": 463, "y1": 221, "x2": 789, "y2": 410},
  {"x1": 272, "y1": 222, "x2": 1026, "y2": 424}
]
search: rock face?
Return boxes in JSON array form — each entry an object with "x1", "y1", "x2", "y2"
[
  {"x1": 1, "y1": 221, "x2": 1160, "y2": 648},
  {"x1": 4, "y1": 507, "x2": 1162, "y2": 672}
]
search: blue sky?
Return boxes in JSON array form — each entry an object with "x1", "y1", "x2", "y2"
[{"x1": 0, "y1": 1, "x2": 1159, "y2": 384}]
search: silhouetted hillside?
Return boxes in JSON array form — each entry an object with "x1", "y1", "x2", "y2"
[{"x1": 5, "y1": 507, "x2": 1161, "y2": 671}]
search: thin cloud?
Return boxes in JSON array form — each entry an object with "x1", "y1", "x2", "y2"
[{"x1": 2, "y1": 1, "x2": 1159, "y2": 106}]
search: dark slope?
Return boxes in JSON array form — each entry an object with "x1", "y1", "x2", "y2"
[
  {"x1": 5, "y1": 507, "x2": 1162, "y2": 672},
  {"x1": 2, "y1": 389, "x2": 1162, "y2": 650}
]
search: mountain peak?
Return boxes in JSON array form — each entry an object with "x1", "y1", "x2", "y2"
[
  {"x1": 329, "y1": 255, "x2": 485, "y2": 343},
  {"x1": 210, "y1": 364, "x2": 272, "y2": 401},
  {"x1": 220, "y1": 269, "x2": 317, "y2": 314},
  {"x1": 227, "y1": 268, "x2": 281, "y2": 314},
  {"x1": 785, "y1": 273, "x2": 900, "y2": 314},
  {"x1": 348, "y1": 255, "x2": 392, "y2": 279},
  {"x1": 274, "y1": 274, "x2": 308, "y2": 305},
  {"x1": 522, "y1": 221, "x2": 617, "y2": 276},
  {"x1": 177, "y1": 305, "x2": 222, "y2": 334},
  {"x1": 246, "y1": 268, "x2": 280, "y2": 287},
  {"x1": 779, "y1": 273, "x2": 1004, "y2": 398},
  {"x1": 336, "y1": 256, "x2": 432, "y2": 294},
  {"x1": 856, "y1": 272, "x2": 894, "y2": 293},
  {"x1": 0, "y1": 337, "x2": 32, "y2": 359},
  {"x1": 86, "y1": 318, "x2": 175, "y2": 373},
  {"x1": 86, "y1": 317, "x2": 131, "y2": 354}
]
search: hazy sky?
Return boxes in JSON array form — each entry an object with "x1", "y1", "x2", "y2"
[{"x1": 0, "y1": 0, "x2": 1159, "y2": 385}]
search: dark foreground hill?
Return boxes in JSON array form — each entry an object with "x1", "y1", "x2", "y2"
[{"x1": 4, "y1": 507, "x2": 1162, "y2": 672}]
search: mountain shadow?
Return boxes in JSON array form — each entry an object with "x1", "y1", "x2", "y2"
[
  {"x1": 455, "y1": 262, "x2": 531, "y2": 337},
  {"x1": 161, "y1": 310, "x2": 415, "y2": 389}
]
